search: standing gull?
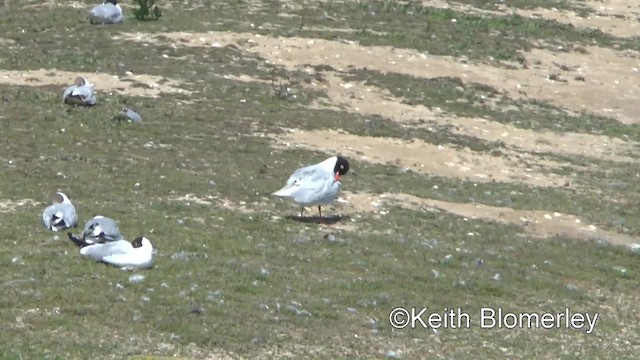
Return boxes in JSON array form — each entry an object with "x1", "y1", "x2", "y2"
[
  {"x1": 62, "y1": 76, "x2": 97, "y2": 106},
  {"x1": 42, "y1": 192, "x2": 78, "y2": 231},
  {"x1": 273, "y1": 156, "x2": 349, "y2": 223},
  {"x1": 89, "y1": 0, "x2": 124, "y2": 25}
]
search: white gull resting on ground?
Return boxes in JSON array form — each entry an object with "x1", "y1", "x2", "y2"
[
  {"x1": 42, "y1": 192, "x2": 78, "y2": 231},
  {"x1": 272, "y1": 156, "x2": 350, "y2": 223},
  {"x1": 62, "y1": 76, "x2": 97, "y2": 106},
  {"x1": 89, "y1": 0, "x2": 124, "y2": 25},
  {"x1": 68, "y1": 233, "x2": 155, "y2": 270}
]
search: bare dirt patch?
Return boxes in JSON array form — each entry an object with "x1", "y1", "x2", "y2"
[
  {"x1": 342, "y1": 191, "x2": 639, "y2": 248},
  {"x1": 270, "y1": 128, "x2": 573, "y2": 188},
  {"x1": 0, "y1": 69, "x2": 192, "y2": 98},
  {"x1": 309, "y1": 72, "x2": 638, "y2": 163},
  {"x1": 426, "y1": 0, "x2": 640, "y2": 38},
  {"x1": 119, "y1": 31, "x2": 640, "y2": 124},
  {"x1": 212, "y1": 70, "x2": 637, "y2": 164}
]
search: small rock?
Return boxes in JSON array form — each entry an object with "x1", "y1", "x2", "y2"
[
  {"x1": 324, "y1": 233, "x2": 337, "y2": 242},
  {"x1": 293, "y1": 234, "x2": 311, "y2": 244},
  {"x1": 492, "y1": 273, "x2": 501, "y2": 282},
  {"x1": 115, "y1": 295, "x2": 126, "y2": 302},
  {"x1": 431, "y1": 269, "x2": 441, "y2": 279},
  {"x1": 207, "y1": 290, "x2": 223, "y2": 302},
  {"x1": 190, "y1": 305, "x2": 204, "y2": 314},
  {"x1": 387, "y1": 350, "x2": 401, "y2": 359},
  {"x1": 141, "y1": 295, "x2": 151, "y2": 302},
  {"x1": 170, "y1": 252, "x2": 191, "y2": 261},
  {"x1": 129, "y1": 274, "x2": 145, "y2": 283},
  {"x1": 346, "y1": 307, "x2": 359, "y2": 314},
  {"x1": 259, "y1": 268, "x2": 270, "y2": 277},
  {"x1": 258, "y1": 303, "x2": 269, "y2": 311},
  {"x1": 566, "y1": 283, "x2": 579, "y2": 291},
  {"x1": 441, "y1": 254, "x2": 453, "y2": 264}
]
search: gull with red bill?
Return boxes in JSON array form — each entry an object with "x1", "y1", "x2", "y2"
[{"x1": 272, "y1": 156, "x2": 350, "y2": 223}]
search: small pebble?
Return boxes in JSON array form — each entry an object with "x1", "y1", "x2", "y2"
[{"x1": 129, "y1": 274, "x2": 145, "y2": 283}]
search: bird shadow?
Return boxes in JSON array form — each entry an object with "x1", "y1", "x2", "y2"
[{"x1": 285, "y1": 214, "x2": 349, "y2": 225}]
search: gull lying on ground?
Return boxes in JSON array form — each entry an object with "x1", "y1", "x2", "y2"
[
  {"x1": 62, "y1": 76, "x2": 97, "y2": 106},
  {"x1": 89, "y1": 0, "x2": 124, "y2": 25},
  {"x1": 68, "y1": 233, "x2": 155, "y2": 270},
  {"x1": 42, "y1": 192, "x2": 78, "y2": 232}
]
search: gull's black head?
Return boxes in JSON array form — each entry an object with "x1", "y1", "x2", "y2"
[
  {"x1": 334, "y1": 156, "x2": 350, "y2": 176},
  {"x1": 105, "y1": 0, "x2": 118, "y2": 5},
  {"x1": 131, "y1": 236, "x2": 144, "y2": 248}
]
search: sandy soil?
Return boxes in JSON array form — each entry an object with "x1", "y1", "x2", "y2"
[
  {"x1": 340, "y1": 191, "x2": 638, "y2": 248},
  {"x1": 0, "y1": 69, "x2": 192, "y2": 98},
  {"x1": 120, "y1": 31, "x2": 640, "y2": 124},
  {"x1": 425, "y1": 0, "x2": 640, "y2": 38}
]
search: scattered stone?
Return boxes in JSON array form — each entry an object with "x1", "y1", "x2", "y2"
[
  {"x1": 324, "y1": 233, "x2": 337, "y2": 242},
  {"x1": 190, "y1": 304, "x2": 204, "y2": 314},
  {"x1": 347, "y1": 307, "x2": 359, "y2": 314},
  {"x1": 206, "y1": 290, "x2": 223, "y2": 302},
  {"x1": 441, "y1": 254, "x2": 453, "y2": 264},
  {"x1": 431, "y1": 269, "x2": 441, "y2": 279},
  {"x1": 293, "y1": 234, "x2": 311, "y2": 244},
  {"x1": 140, "y1": 295, "x2": 151, "y2": 302},
  {"x1": 129, "y1": 274, "x2": 145, "y2": 283},
  {"x1": 387, "y1": 350, "x2": 401, "y2": 359},
  {"x1": 259, "y1": 267, "x2": 270, "y2": 277},
  {"x1": 492, "y1": 273, "x2": 501, "y2": 282},
  {"x1": 170, "y1": 251, "x2": 192, "y2": 261},
  {"x1": 566, "y1": 283, "x2": 579, "y2": 292}
]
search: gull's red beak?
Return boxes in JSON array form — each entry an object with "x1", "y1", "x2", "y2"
[{"x1": 334, "y1": 172, "x2": 341, "y2": 182}]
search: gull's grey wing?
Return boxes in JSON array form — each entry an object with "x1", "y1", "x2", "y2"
[
  {"x1": 82, "y1": 216, "x2": 123, "y2": 242},
  {"x1": 63, "y1": 84, "x2": 96, "y2": 106},
  {"x1": 123, "y1": 109, "x2": 142, "y2": 122},
  {"x1": 89, "y1": 4, "x2": 124, "y2": 24},
  {"x1": 42, "y1": 203, "x2": 77, "y2": 231}
]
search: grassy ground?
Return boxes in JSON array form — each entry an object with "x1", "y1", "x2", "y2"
[{"x1": 0, "y1": 0, "x2": 639, "y2": 359}]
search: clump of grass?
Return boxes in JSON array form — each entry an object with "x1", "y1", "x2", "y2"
[{"x1": 133, "y1": 0, "x2": 163, "y2": 21}]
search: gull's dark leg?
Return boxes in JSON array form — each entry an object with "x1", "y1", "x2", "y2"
[
  {"x1": 318, "y1": 206, "x2": 326, "y2": 224},
  {"x1": 300, "y1": 206, "x2": 304, "y2": 217}
]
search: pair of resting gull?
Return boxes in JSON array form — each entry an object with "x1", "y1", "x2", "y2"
[
  {"x1": 42, "y1": 192, "x2": 154, "y2": 270},
  {"x1": 62, "y1": 76, "x2": 142, "y2": 123}
]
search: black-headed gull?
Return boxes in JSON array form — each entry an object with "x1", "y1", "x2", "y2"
[
  {"x1": 68, "y1": 233, "x2": 155, "y2": 270},
  {"x1": 89, "y1": 0, "x2": 124, "y2": 25},
  {"x1": 72, "y1": 215, "x2": 123, "y2": 244},
  {"x1": 62, "y1": 76, "x2": 97, "y2": 106},
  {"x1": 273, "y1": 156, "x2": 350, "y2": 223},
  {"x1": 42, "y1": 192, "x2": 78, "y2": 232}
]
